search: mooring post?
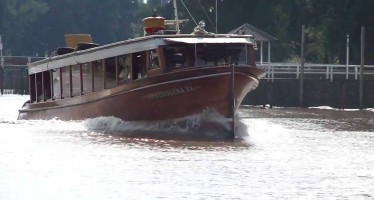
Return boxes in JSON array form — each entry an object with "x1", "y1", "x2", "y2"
[
  {"x1": 262, "y1": 82, "x2": 266, "y2": 108},
  {"x1": 268, "y1": 82, "x2": 273, "y2": 108},
  {"x1": 346, "y1": 34, "x2": 350, "y2": 80},
  {"x1": 299, "y1": 25, "x2": 305, "y2": 107},
  {"x1": 359, "y1": 26, "x2": 365, "y2": 110},
  {"x1": 340, "y1": 81, "x2": 346, "y2": 110}
]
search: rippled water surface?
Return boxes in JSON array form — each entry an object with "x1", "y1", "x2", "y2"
[{"x1": 1, "y1": 95, "x2": 374, "y2": 199}]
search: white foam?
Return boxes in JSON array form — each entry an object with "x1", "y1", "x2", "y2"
[
  {"x1": 0, "y1": 94, "x2": 29, "y2": 120},
  {"x1": 309, "y1": 106, "x2": 336, "y2": 110},
  {"x1": 1, "y1": 94, "x2": 249, "y2": 140},
  {"x1": 83, "y1": 108, "x2": 248, "y2": 140}
]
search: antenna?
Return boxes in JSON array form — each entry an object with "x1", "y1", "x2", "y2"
[
  {"x1": 173, "y1": 0, "x2": 180, "y2": 34},
  {"x1": 180, "y1": 0, "x2": 197, "y2": 25}
]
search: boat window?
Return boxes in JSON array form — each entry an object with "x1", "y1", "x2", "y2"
[
  {"x1": 52, "y1": 69, "x2": 61, "y2": 99},
  {"x1": 92, "y1": 60, "x2": 104, "y2": 91},
  {"x1": 71, "y1": 65, "x2": 81, "y2": 96},
  {"x1": 148, "y1": 49, "x2": 159, "y2": 70},
  {"x1": 164, "y1": 43, "x2": 251, "y2": 69},
  {"x1": 104, "y1": 57, "x2": 116, "y2": 88},
  {"x1": 82, "y1": 63, "x2": 92, "y2": 94},
  {"x1": 132, "y1": 51, "x2": 146, "y2": 80},
  {"x1": 118, "y1": 54, "x2": 131, "y2": 81},
  {"x1": 35, "y1": 72, "x2": 43, "y2": 102},
  {"x1": 194, "y1": 44, "x2": 249, "y2": 66},
  {"x1": 42, "y1": 70, "x2": 52, "y2": 100},
  {"x1": 30, "y1": 74, "x2": 36, "y2": 102},
  {"x1": 61, "y1": 66, "x2": 71, "y2": 98},
  {"x1": 164, "y1": 45, "x2": 190, "y2": 68}
]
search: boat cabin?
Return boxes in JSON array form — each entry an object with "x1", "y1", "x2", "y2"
[{"x1": 27, "y1": 34, "x2": 256, "y2": 104}]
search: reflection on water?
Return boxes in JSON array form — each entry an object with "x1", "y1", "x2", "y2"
[
  {"x1": 241, "y1": 105, "x2": 374, "y2": 132},
  {"x1": 1, "y1": 95, "x2": 374, "y2": 199}
]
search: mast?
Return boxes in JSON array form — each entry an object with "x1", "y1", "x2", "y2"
[{"x1": 173, "y1": 0, "x2": 180, "y2": 34}]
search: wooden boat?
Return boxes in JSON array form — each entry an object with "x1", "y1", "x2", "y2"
[{"x1": 18, "y1": 15, "x2": 265, "y2": 139}]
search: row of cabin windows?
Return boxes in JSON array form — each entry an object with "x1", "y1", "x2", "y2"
[
  {"x1": 164, "y1": 43, "x2": 254, "y2": 69},
  {"x1": 29, "y1": 44, "x2": 254, "y2": 103},
  {"x1": 30, "y1": 49, "x2": 159, "y2": 103}
]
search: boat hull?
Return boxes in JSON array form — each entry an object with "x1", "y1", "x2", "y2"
[{"x1": 18, "y1": 66, "x2": 263, "y2": 121}]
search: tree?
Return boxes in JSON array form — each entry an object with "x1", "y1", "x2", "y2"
[
  {"x1": 2, "y1": 0, "x2": 374, "y2": 65},
  {"x1": 0, "y1": 0, "x2": 48, "y2": 55}
]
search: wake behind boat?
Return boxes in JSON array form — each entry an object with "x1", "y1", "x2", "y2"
[{"x1": 18, "y1": 12, "x2": 265, "y2": 139}]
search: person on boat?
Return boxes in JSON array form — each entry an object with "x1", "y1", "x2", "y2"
[{"x1": 119, "y1": 54, "x2": 131, "y2": 80}]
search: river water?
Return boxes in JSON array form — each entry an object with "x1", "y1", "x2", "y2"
[{"x1": 1, "y1": 94, "x2": 374, "y2": 200}]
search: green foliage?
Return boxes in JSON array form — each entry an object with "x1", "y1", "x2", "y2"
[
  {"x1": 0, "y1": 0, "x2": 48, "y2": 55},
  {"x1": 1, "y1": 0, "x2": 374, "y2": 64}
]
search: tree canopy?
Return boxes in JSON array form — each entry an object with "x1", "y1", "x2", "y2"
[{"x1": 1, "y1": 0, "x2": 374, "y2": 64}]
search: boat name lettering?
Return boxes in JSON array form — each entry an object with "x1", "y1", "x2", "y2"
[{"x1": 146, "y1": 86, "x2": 198, "y2": 100}]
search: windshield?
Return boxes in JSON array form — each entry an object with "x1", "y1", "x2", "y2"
[{"x1": 164, "y1": 43, "x2": 251, "y2": 69}]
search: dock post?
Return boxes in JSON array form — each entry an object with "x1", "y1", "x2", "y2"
[
  {"x1": 340, "y1": 81, "x2": 346, "y2": 110},
  {"x1": 299, "y1": 25, "x2": 305, "y2": 107},
  {"x1": 262, "y1": 85, "x2": 266, "y2": 107},
  {"x1": 262, "y1": 81, "x2": 272, "y2": 108},
  {"x1": 346, "y1": 34, "x2": 350, "y2": 80},
  {"x1": 359, "y1": 26, "x2": 365, "y2": 110},
  {"x1": 268, "y1": 81, "x2": 273, "y2": 108}
]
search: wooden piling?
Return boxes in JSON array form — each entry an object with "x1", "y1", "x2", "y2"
[
  {"x1": 261, "y1": 81, "x2": 273, "y2": 108},
  {"x1": 299, "y1": 25, "x2": 305, "y2": 107},
  {"x1": 340, "y1": 81, "x2": 346, "y2": 110},
  {"x1": 262, "y1": 81, "x2": 267, "y2": 108},
  {"x1": 268, "y1": 82, "x2": 273, "y2": 108},
  {"x1": 359, "y1": 26, "x2": 365, "y2": 110}
]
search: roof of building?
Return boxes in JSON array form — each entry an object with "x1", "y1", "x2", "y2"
[{"x1": 228, "y1": 23, "x2": 277, "y2": 42}]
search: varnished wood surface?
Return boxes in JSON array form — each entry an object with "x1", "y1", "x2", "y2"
[{"x1": 18, "y1": 66, "x2": 263, "y2": 121}]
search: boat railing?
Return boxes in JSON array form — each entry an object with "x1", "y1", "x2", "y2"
[{"x1": 257, "y1": 62, "x2": 374, "y2": 82}]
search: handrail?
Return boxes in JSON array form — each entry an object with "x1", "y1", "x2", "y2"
[
  {"x1": 4, "y1": 57, "x2": 374, "y2": 81},
  {"x1": 257, "y1": 62, "x2": 374, "y2": 81}
]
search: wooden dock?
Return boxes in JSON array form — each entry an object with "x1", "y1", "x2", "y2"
[
  {"x1": 0, "y1": 56, "x2": 44, "y2": 94},
  {"x1": 244, "y1": 63, "x2": 374, "y2": 109}
]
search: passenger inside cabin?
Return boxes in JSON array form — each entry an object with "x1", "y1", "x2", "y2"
[
  {"x1": 149, "y1": 49, "x2": 159, "y2": 70},
  {"x1": 92, "y1": 61, "x2": 104, "y2": 91},
  {"x1": 43, "y1": 71, "x2": 52, "y2": 100},
  {"x1": 36, "y1": 77, "x2": 43, "y2": 101},
  {"x1": 165, "y1": 46, "x2": 188, "y2": 68},
  {"x1": 132, "y1": 52, "x2": 146, "y2": 79},
  {"x1": 52, "y1": 69, "x2": 61, "y2": 99},
  {"x1": 118, "y1": 54, "x2": 131, "y2": 80},
  {"x1": 104, "y1": 57, "x2": 117, "y2": 86}
]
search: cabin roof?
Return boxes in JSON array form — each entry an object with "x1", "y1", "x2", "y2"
[
  {"x1": 163, "y1": 36, "x2": 254, "y2": 44},
  {"x1": 228, "y1": 23, "x2": 277, "y2": 42}
]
